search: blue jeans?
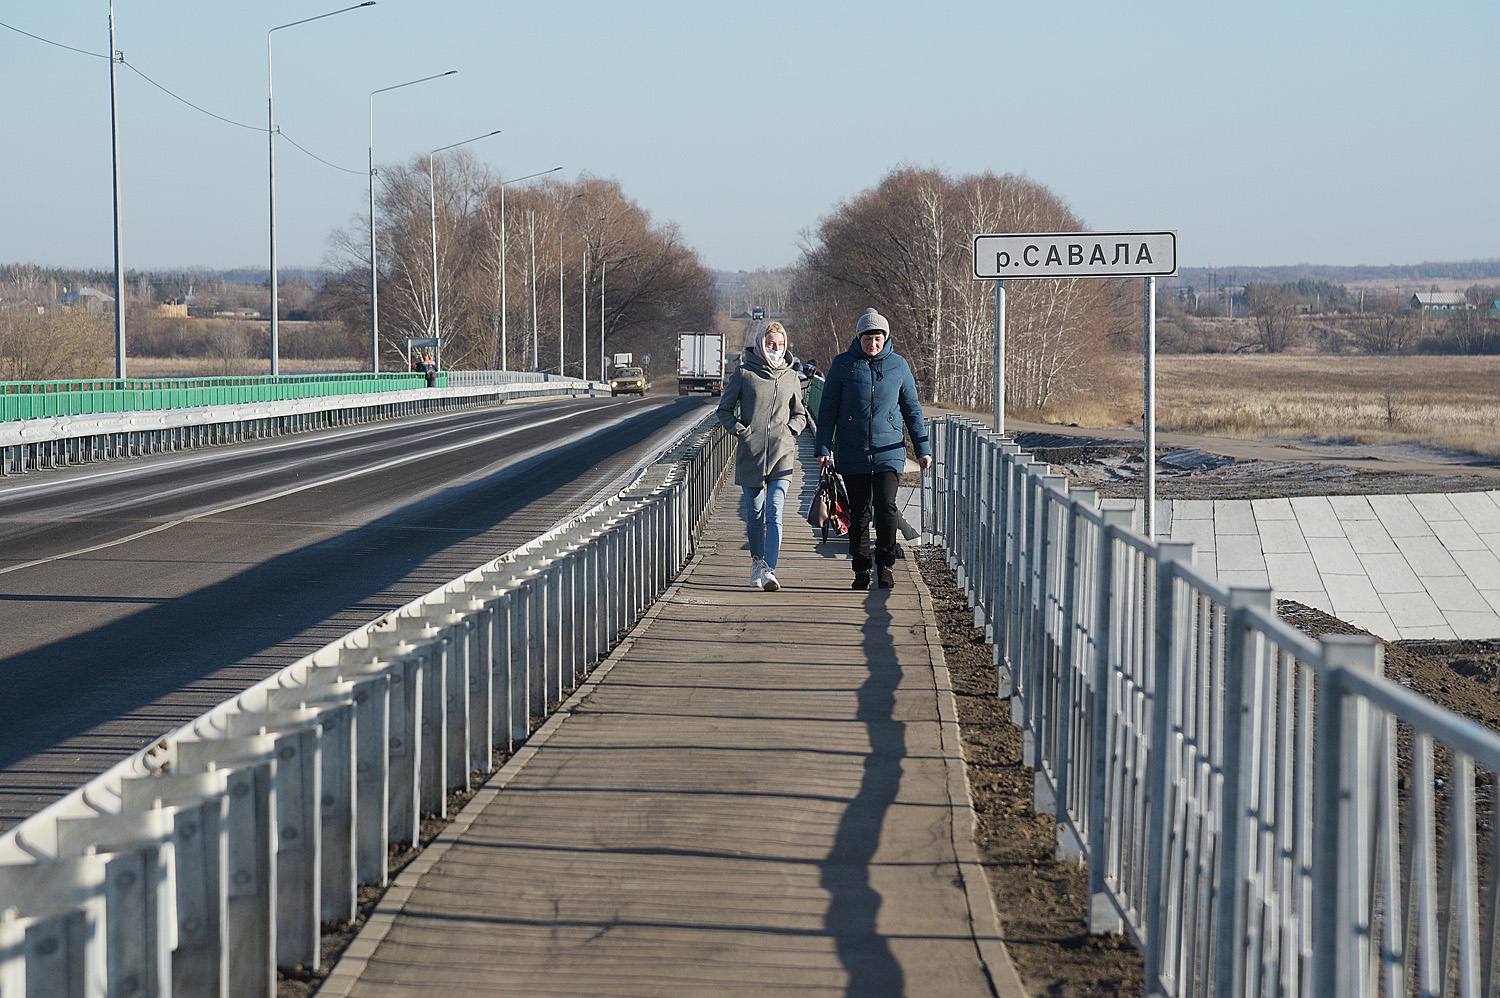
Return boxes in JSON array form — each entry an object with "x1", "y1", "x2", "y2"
[{"x1": 742, "y1": 477, "x2": 789, "y2": 568}]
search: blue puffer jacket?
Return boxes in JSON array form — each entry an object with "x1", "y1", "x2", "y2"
[{"x1": 813, "y1": 336, "x2": 931, "y2": 474}]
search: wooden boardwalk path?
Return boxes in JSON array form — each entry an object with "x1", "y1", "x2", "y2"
[{"x1": 320, "y1": 447, "x2": 1024, "y2": 997}]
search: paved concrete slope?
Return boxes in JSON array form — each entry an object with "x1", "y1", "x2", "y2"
[
  {"x1": 1105, "y1": 492, "x2": 1500, "y2": 640},
  {"x1": 321, "y1": 441, "x2": 1023, "y2": 998}
]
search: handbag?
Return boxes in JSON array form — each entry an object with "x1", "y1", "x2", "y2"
[
  {"x1": 808, "y1": 465, "x2": 851, "y2": 543},
  {"x1": 807, "y1": 484, "x2": 831, "y2": 530}
]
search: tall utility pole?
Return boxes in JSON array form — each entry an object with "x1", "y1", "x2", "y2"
[
  {"x1": 497, "y1": 166, "x2": 563, "y2": 371},
  {"x1": 109, "y1": 0, "x2": 126, "y2": 378},
  {"x1": 269, "y1": 2, "x2": 375, "y2": 376},
  {"x1": 369, "y1": 71, "x2": 455, "y2": 373}
]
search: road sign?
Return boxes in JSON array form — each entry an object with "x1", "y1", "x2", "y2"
[{"x1": 972, "y1": 230, "x2": 1177, "y2": 280}]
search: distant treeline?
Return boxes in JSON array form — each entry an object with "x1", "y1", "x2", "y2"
[
  {"x1": 0, "y1": 263, "x2": 329, "y2": 295},
  {"x1": 1169, "y1": 259, "x2": 1500, "y2": 288}
]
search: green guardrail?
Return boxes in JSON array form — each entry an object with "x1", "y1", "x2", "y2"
[{"x1": 0, "y1": 372, "x2": 450, "y2": 422}]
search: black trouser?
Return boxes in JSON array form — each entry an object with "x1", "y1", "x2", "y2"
[{"x1": 844, "y1": 470, "x2": 899, "y2": 573}]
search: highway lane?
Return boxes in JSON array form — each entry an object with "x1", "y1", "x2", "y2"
[{"x1": 0, "y1": 392, "x2": 713, "y2": 830}]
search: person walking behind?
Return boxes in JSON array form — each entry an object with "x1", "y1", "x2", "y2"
[
  {"x1": 814, "y1": 307, "x2": 933, "y2": 590},
  {"x1": 718, "y1": 321, "x2": 808, "y2": 592}
]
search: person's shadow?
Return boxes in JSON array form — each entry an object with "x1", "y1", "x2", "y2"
[{"x1": 821, "y1": 586, "x2": 905, "y2": 995}]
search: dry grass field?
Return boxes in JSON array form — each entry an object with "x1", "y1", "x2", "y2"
[
  {"x1": 1149, "y1": 354, "x2": 1500, "y2": 458},
  {"x1": 1018, "y1": 353, "x2": 1500, "y2": 459},
  {"x1": 126, "y1": 357, "x2": 364, "y2": 378}
]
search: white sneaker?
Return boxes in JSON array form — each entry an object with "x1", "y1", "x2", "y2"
[
  {"x1": 750, "y1": 557, "x2": 766, "y2": 590},
  {"x1": 760, "y1": 566, "x2": 780, "y2": 592}
]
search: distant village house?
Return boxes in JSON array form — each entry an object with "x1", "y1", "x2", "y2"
[
  {"x1": 1409, "y1": 292, "x2": 1469, "y2": 314},
  {"x1": 58, "y1": 287, "x2": 115, "y2": 313}
]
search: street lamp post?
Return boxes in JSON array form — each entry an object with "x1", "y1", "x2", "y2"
[
  {"x1": 269, "y1": 1, "x2": 375, "y2": 376},
  {"x1": 428, "y1": 130, "x2": 501, "y2": 343},
  {"x1": 497, "y1": 167, "x2": 562, "y2": 371},
  {"x1": 562, "y1": 216, "x2": 605, "y2": 378},
  {"x1": 584, "y1": 239, "x2": 623, "y2": 383},
  {"x1": 527, "y1": 194, "x2": 583, "y2": 371},
  {"x1": 369, "y1": 70, "x2": 455, "y2": 373},
  {"x1": 600, "y1": 252, "x2": 641, "y2": 382},
  {"x1": 109, "y1": 0, "x2": 126, "y2": 378}
]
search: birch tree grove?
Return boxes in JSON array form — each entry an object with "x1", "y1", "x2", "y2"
[
  {"x1": 326, "y1": 159, "x2": 715, "y2": 373},
  {"x1": 791, "y1": 167, "x2": 1129, "y2": 413}
]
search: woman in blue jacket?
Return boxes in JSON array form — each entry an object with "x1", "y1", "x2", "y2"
[{"x1": 813, "y1": 307, "x2": 932, "y2": 590}]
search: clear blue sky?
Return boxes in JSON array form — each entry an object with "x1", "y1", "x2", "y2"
[{"x1": 3, "y1": 0, "x2": 1497, "y2": 274}]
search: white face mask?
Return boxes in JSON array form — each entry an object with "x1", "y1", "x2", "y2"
[{"x1": 762, "y1": 346, "x2": 785, "y2": 366}]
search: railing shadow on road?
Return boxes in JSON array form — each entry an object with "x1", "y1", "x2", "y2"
[{"x1": 0, "y1": 399, "x2": 709, "y2": 790}]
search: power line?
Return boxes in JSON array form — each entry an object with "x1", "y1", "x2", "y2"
[
  {"x1": 279, "y1": 133, "x2": 364, "y2": 177},
  {"x1": 0, "y1": 18, "x2": 107, "y2": 59},
  {"x1": 122, "y1": 61, "x2": 260, "y2": 132},
  {"x1": 6, "y1": 19, "x2": 364, "y2": 177}
]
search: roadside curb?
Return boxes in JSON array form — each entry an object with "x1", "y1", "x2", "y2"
[{"x1": 908, "y1": 544, "x2": 1030, "y2": 998}]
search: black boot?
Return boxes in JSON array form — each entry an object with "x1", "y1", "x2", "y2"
[
  {"x1": 877, "y1": 566, "x2": 895, "y2": 589},
  {"x1": 852, "y1": 570, "x2": 871, "y2": 590}
]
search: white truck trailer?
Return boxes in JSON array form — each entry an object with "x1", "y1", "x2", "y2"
[{"x1": 676, "y1": 331, "x2": 727, "y2": 395}]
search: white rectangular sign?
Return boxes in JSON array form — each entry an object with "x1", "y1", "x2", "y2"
[{"x1": 972, "y1": 230, "x2": 1177, "y2": 280}]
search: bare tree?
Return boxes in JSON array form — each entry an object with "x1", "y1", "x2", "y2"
[
  {"x1": 792, "y1": 167, "x2": 1128, "y2": 415},
  {"x1": 322, "y1": 167, "x2": 716, "y2": 373},
  {"x1": 0, "y1": 305, "x2": 111, "y2": 380},
  {"x1": 1352, "y1": 296, "x2": 1414, "y2": 353},
  {"x1": 1243, "y1": 284, "x2": 1303, "y2": 353}
]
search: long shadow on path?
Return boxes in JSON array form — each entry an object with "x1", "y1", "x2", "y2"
[{"x1": 820, "y1": 588, "x2": 906, "y2": 996}]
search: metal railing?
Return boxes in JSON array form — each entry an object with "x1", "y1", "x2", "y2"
[
  {"x1": 0, "y1": 373, "x2": 454, "y2": 421},
  {"x1": 443, "y1": 370, "x2": 594, "y2": 388},
  {"x1": 0, "y1": 375, "x2": 598, "y2": 477},
  {"x1": 0, "y1": 413, "x2": 732, "y2": 997},
  {"x1": 925, "y1": 413, "x2": 1500, "y2": 998}
]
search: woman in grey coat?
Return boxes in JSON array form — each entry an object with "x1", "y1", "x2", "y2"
[{"x1": 716, "y1": 321, "x2": 808, "y2": 591}]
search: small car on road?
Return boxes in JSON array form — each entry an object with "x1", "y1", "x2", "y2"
[{"x1": 610, "y1": 367, "x2": 648, "y2": 396}]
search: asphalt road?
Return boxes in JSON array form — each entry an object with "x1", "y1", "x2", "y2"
[{"x1": 0, "y1": 392, "x2": 713, "y2": 831}]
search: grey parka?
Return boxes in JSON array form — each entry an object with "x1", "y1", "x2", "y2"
[{"x1": 717, "y1": 346, "x2": 809, "y2": 487}]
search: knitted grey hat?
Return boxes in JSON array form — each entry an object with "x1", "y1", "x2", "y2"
[{"x1": 855, "y1": 307, "x2": 889, "y2": 336}]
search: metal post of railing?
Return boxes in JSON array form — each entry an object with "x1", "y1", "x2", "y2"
[
  {"x1": 348, "y1": 648, "x2": 419, "y2": 849},
  {"x1": 1141, "y1": 540, "x2": 1194, "y2": 994},
  {"x1": 1005, "y1": 452, "x2": 1032, "y2": 721},
  {"x1": 1053, "y1": 487, "x2": 1083, "y2": 860},
  {"x1": 280, "y1": 671, "x2": 390, "y2": 886},
  {"x1": 626, "y1": 510, "x2": 642, "y2": 626},
  {"x1": 1211, "y1": 586, "x2": 1274, "y2": 994},
  {"x1": 557, "y1": 546, "x2": 581, "y2": 688},
  {"x1": 449, "y1": 597, "x2": 495, "y2": 774},
  {"x1": 607, "y1": 521, "x2": 624, "y2": 645},
  {"x1": 955, "y1": 423, "x2": 970, "y2": 587},
  {"x1": 122, "y1": 775, "x2": 250, "y2": 997},
  {"x1": 507, "y1": 567, "x2": 541, "y2": 730},
  {"x1": 233, "y1": 701, "x2": 357, "y2": 924},
  {"x1": 497, "y1": 579, "x2": 527, "y2": 747},
  {"x1": 1087, "y1": 509, "x2": 1133, "y2": 935},
  {"x1": 49, "y1": 810, "x2": 172, "y2": 998},
  {"x1": 437, "y1": 614, "x2": 476, "y2": 789},
  {"x1": 1310, "y1": 635, "x2": 1381, "y2": 998},
  {"x1": 978, "y1": 430, "x2": 995, "y2": 636}
]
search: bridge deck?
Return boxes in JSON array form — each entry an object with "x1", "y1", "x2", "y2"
[{"x1": 320, "y1": 447, "x2": 1024, "y2": 997}]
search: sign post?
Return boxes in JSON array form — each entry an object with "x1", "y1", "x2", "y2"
[{"x1": 972, "y1": 230, "x2": 1177, "y2": 537}]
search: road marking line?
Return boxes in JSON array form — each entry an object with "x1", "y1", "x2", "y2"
[{"x1": 0, "y1": 405, "x2": 637, "y2": 577}]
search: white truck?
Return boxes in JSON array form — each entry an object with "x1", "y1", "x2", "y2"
[{"x1": 676, "y1": 331, "x2": 727, "y2": 395}]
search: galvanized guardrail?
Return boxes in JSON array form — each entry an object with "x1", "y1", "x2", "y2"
[
  {"x1": 0, "y1": 372, "x2": 597, "y2": 477},
  {"x1": 924, "y1": 413, "x2": 1500, "y2": 998},
  {"x1": 0, "y1": 412, "x2": 731, "y2": 997}
]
